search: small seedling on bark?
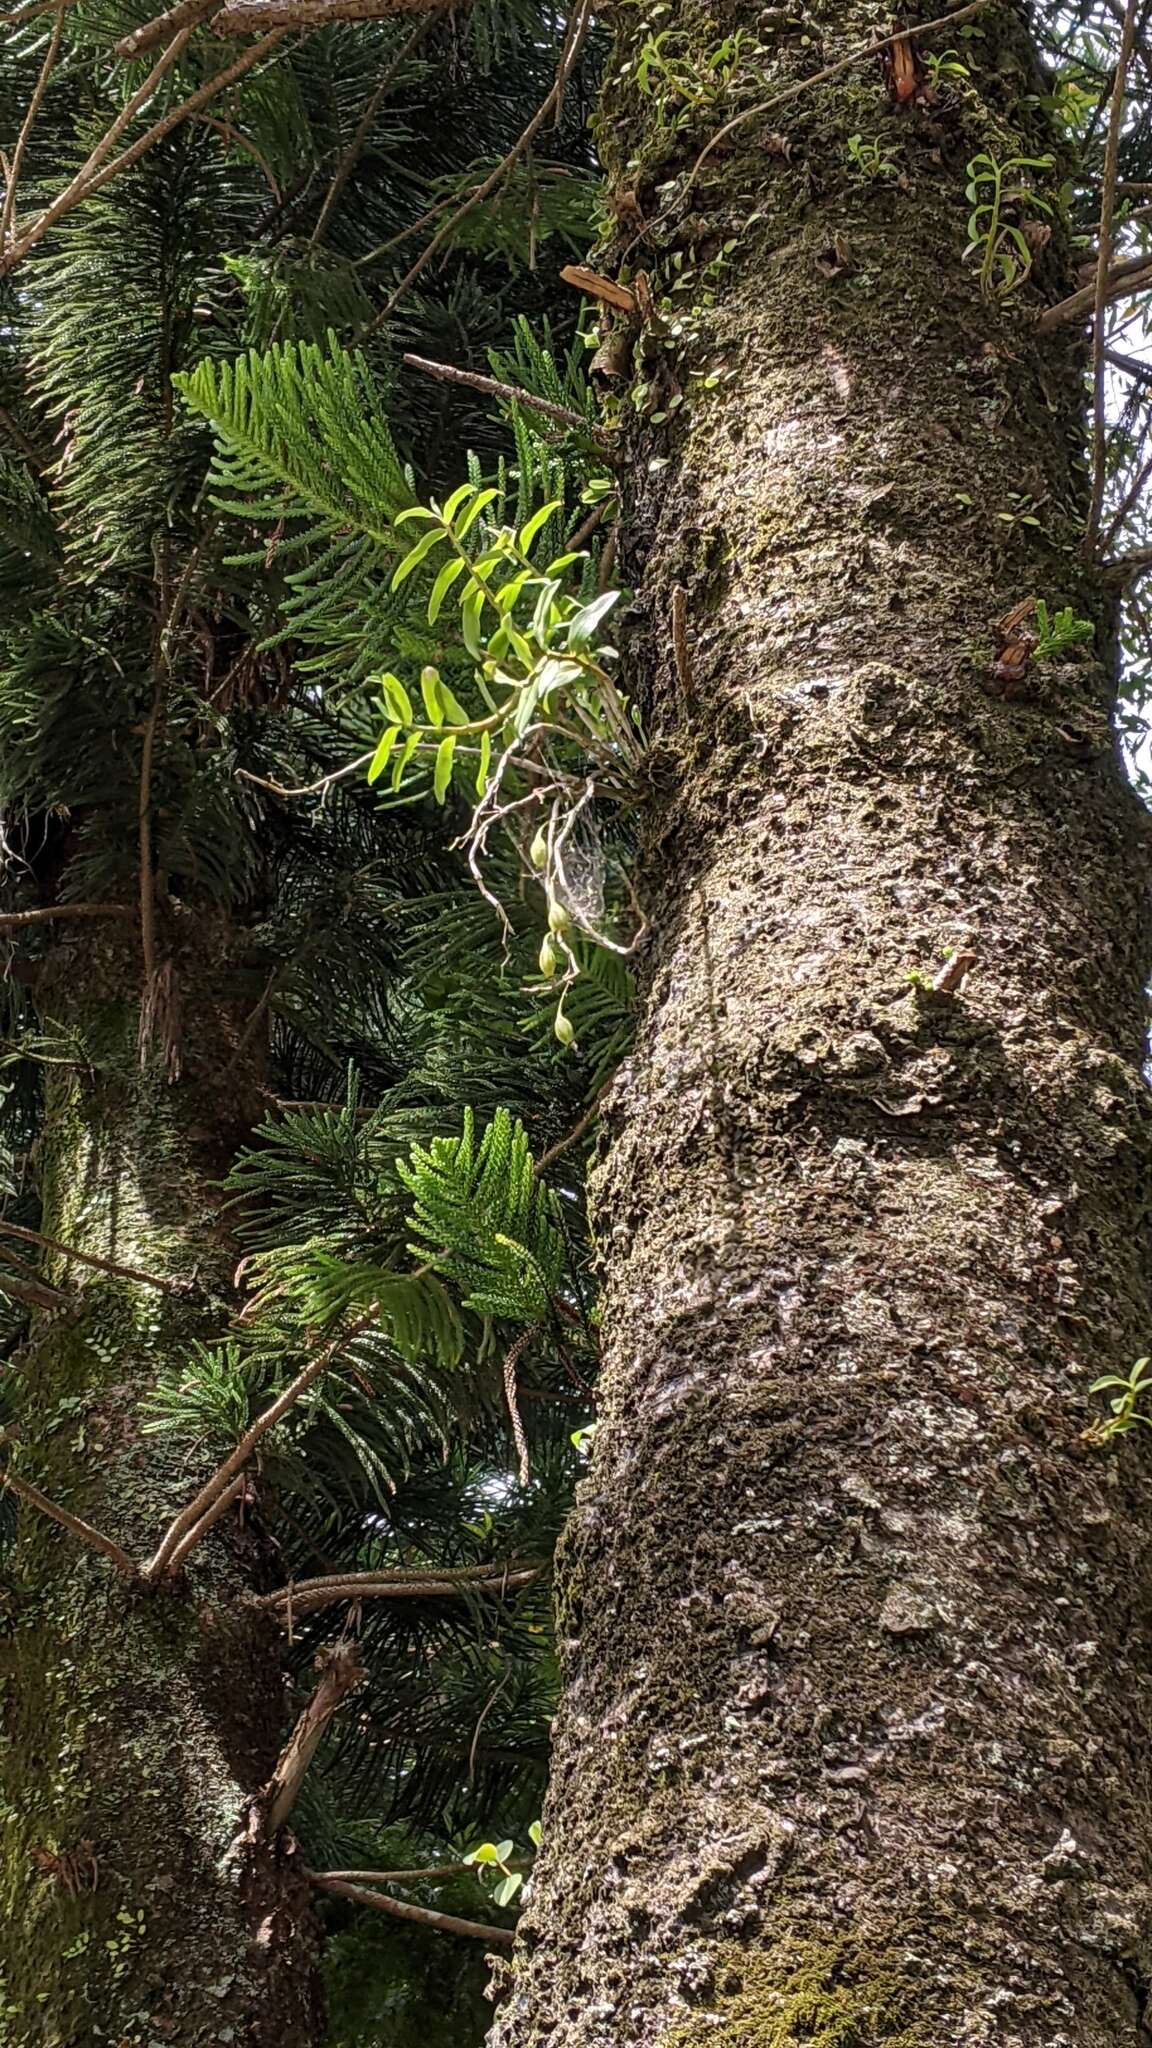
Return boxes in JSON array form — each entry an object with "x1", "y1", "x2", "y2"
[
  {"x1": 963, "y1": 150, "x2": 1055, "y2": 296},
  {"x1": 1085, "y1": 1357, "x2": 1152, "y2": 1444},
  {"x1": 1033, "y1": 600, "x2": 1093, "y2": 659},
  {"x1": 846, "y1": 133, "x2": 901, "y2": 182}
]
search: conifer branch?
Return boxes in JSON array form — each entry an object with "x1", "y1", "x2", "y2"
[
  {"x1": 260, "y1": 1561, "x2": 544, "y2": 1618},
  {"x1": 0, "y1": 1218, "x2": 188, "y2": 1295},
  {"x1": 0, "y1": 1441, "x2": 137, "y2": 1575},
  {"x1": 144, "y1": 1310, "x2": 379, "y2": 1579},
  {"x1": 307, "y1": 1872, "x2": 516, "y2": 1944},
  {"x1": 163, "y1": 1478, "x2": 247, "y2": 1573}
]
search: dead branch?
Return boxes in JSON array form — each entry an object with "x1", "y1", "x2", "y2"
[
  {"x1": 671, "y1": 583, "x2": 693, "y2": 709},
  {"x1": 1103, "y1": 545, "x2": 1152, "y2": 577},
  {"x1": 0, "y1": 24, "x2": 197, "y2": 277},
  {"x1": 145, "y1": 1310, "x2": 378, "y2": 1579},
  {"x1": 0, "y1": 1217, "x2": 188, "y2": 1295},
  {"x1": 533, "y1": 1086, "x2": 609, "y2": 1177},
  {"x1": 931, "y1": 948, "x2": 978, "y2": 996},
  {"x1": 114, "y1": 0, "x2": 221, "y2": 58},
  {"x1": 402, "y1": 350, "x2": 608, "y2": 443},
  {"x1": 163, "y1": 1477, "x2": 247, "y2": 1573},
  {"x1": 1037, "y1": 253, "x2": 1152, "y2": 331},
  {"x1": 216, "y1": 0, "x2": 443, "y2": 29},
  {"x1": 308, "y1": 1872, "x2": 516, "y2": 1944},
  {"x1": 0, "y1": 1264, "x2": 71, "y2": 1312},
  {"x1": 0, "y1": 2, "x2": 65, "y2": 255},
  {"x1": 262, "y1": 1643, "x2": 364, "y2": 1835},
  {"x1": 0, "y1": 28, "x2": 286, "y2": 276},
  {"x1": 558, "y1": 263, "x2": 637, "y2": 315},
  {"x1": 261, "y1": 1560, "x2": 544, "y2": 1619},
  {"x1": 1105, "y1": 345, "x2": 1152, "y2": 382},
  {"x1": 0, "y1": 902, "x2": 134, "y2": 930},
  {"x1": 503, "y1": 1329, "x2": 534, "y2": 1488},
  {"x1": 309, "y1": 15, "x2": 433, "y2": 247},
  {"x1": 0, "y1": 1440, "x2": 137, "y2": 1575},
  {"x1": 315, "y1": 1860, "x2": 529, "y2": 1883},
  {"x1": 362, "y1": 0, "x2": 592, "y2": 333}
]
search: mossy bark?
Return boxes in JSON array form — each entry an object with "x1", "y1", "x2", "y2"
[
  {"x1": 492, "y1": 4, "x2": 1152, "y2": 2044},
  {"x1": 0, "y1": 945, "x2": 322, "y2": 2045}
]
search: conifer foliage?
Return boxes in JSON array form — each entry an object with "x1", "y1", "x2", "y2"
[{"x1": 0, "y1": 2, "x2": 608, "y2": 2038}]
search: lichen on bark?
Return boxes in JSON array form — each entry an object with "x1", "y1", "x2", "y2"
[{"x1": 489, "y1": 3, "x2": 1152, "y2": 2044}]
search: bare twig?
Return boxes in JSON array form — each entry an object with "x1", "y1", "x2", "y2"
[
  {"x1": 308, "y1": 1872, "x2": 515, "y2": 1945},
  {"x1": 362, "y1": 0, "x2": 592, "y2": 333},
  {"x1": 262, "y1": 1643, "x2": 364, "y2": 1834},
  {"x1": 688, "y1": 0, "x2": 991, "y2": 189},
  {"x1": 1100, "y1": 443, "x2": 1152, "y2": 555},
  {"x1": 308, "y1": 15, "x2": 432, "y2": 249},
  {"x1": 138, "y1": 677, "x2": 165, "y2": 993},
  {"x1": 0, "y1": 902, "x2": 134, "y2": 931},
  {"x1": 0, "y1": 1217, "x2": 188, "y2": 1294},
  {"x1": 1087, "y1": 0, "x2": 1141, "y2": 554},
  {"x1": 0, "y1": 1440, "x2": 137, "y2": 1575},
  {"x1": 402, "y1": 350, "x2": 608, "y2": 443},
  {"x1": 237, "y1": 753, "x2": 374, "y2": 799},
  {"x1": 145, "y1": 1310, "x2": 378, "y2": 1579},
  {"x1": 533, "y1": 1086, "x2": 609, "y2": 1177},
  {"x1": 0, "y1": 2, "x2": 65, "y2": 254}
]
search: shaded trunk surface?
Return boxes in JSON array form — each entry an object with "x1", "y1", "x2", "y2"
[
  {"x1": 0, "y1": 965, "x2": 322, "y2": 2045},
  {"x1": 493, "y1": 3, "x2": 1152, "y2": 2044}
]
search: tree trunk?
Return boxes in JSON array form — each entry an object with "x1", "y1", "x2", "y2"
[
  {"x1": 0, "y1": 945, "x2": 323, "y2": 2044},
  {"x1": 492, "y1": 4, "x2": 1152, "y2": 2044}
]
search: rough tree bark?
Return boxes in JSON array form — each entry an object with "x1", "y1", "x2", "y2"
[
  {"x1": 492, "y1": 2, "x2": 1152, "y2": 2044},
  {"x1": 0, "y1": 928, "x2": 323, "y2": 2045}
]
